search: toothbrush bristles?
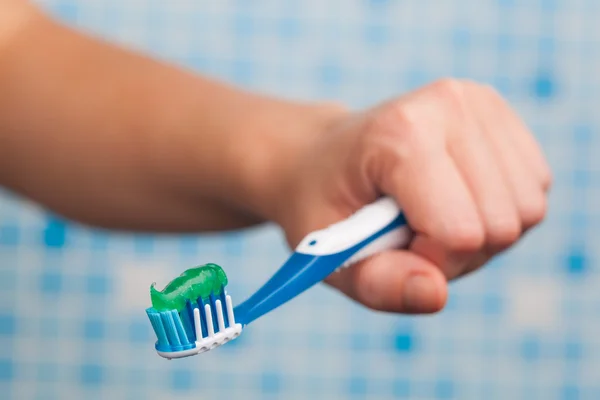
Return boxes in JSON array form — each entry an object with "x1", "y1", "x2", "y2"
[
  {"x1": 204, "y1": 304, "x2": 215, "y2": 336},
  {"x1": 216, "y1": 300, "x2": 226, "y2": 331},
  {"x1": 193, "y1": 308, "x2": 202, "y2": 340},
  {"x1": 226, "y1": 295, "x2": 235, "y2": 324},
  {"x1": 148, "y1": 291, "x2": 243, "y2": 359}
]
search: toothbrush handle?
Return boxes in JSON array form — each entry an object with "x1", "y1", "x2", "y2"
[
  {"x1": 295, "y1": 196, "x2": 411, "y2": 258},
  {"x1": 234, "y1": 197, "x2": 412, "y2": 325}
]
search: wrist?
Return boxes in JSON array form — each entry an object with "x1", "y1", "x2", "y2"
[
  {"x1": 137, "y1": 72, "x2": 348, "y2": 226},
  {"x1": 223, "y1": 97, "x2": 349, "y2": 223}
]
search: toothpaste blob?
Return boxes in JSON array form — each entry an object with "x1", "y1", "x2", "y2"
[{"x1": 150, "y1": 263, "x2": 228, "y2": 312}]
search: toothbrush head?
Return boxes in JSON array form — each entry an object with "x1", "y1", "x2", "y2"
[{"x1": 145, "y1": 264, "x2": 242, "y2": 359}]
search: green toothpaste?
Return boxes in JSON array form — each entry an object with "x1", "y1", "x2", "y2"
[{"x1": 150, "y1": 263, "x2": 228, "y2": 312}]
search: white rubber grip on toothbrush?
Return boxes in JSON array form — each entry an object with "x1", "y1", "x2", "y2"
[{"x1": 295, "y1": 197, "x2": 413, "y2": 265}]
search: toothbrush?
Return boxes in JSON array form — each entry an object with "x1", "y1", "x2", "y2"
[{"x1": 146, "y1": 196, "x2": 412, "y2": 359}]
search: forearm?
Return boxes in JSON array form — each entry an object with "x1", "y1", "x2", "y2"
[{"x1": 0, "y1": 5, "x2": 344, "y2": 231}]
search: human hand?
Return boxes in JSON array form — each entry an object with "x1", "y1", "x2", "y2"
[{"x1": 265, "y1": 79, "x2": 552, "y2": 314}]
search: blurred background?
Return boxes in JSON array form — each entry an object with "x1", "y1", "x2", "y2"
[{"x1": 0, "y1": 0, "x2": 598, "y2": 399}]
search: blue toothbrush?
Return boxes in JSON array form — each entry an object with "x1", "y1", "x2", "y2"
[{"x1": 146, "y1": 196, "x2": 412, "y2": 359}]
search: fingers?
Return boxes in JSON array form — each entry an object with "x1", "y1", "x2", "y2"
[
  {"x1": 474, "y1": 85, "x2": 553, "y2": 192},
  {"x1": 361, "y1": 79, "x2": 549, "y2": 283},
  {"x1": 325, "y1": 250, "x2": 448, "y2": 314},
  {"x1": 368, "y1": 112, "x2": 485, "y2": 254},
  {"x1": 409, "y1": 235, "x2": 468, "y2": 280},
  {"x1": 464, "y1": 84, "x2": 549, "y2": 230},
  {"x1": 446, "y1": 105, "x2": 522, "y2": 253},
  {"x1": 409, "y1": 235, "x2": 493, "y2": 280}
]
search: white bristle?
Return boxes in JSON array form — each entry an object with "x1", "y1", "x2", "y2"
[
  {"x1": 215, "y1": 299, "x2": 225, "y2": 331},
  {"x1": 193, "y1": 308, "x2": 202, "y2": 340},
  {"x1": 204, "y1": 304, "x2": 215, "y2": 336},
  {"x1": 226, "y1": 295, "x2": 235, "y2": 325}
]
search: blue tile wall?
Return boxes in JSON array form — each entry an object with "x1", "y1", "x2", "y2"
[{"x1": 1, "y1": 0, "x2": 599, "y2": 399}]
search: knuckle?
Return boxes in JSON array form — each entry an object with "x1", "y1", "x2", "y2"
[
  {"x1": 444, "y1": 222, "x2": 485, "y2": 252},
  {"x1": 384, "y1": 102, "x2": 423, "y2": 140},
  {"x1": 424, "y1": 79, "x2": 472, "y2": 130},
  {"x1": 428, "y1": 78, "x2": 467, "y2": 103},
  {"x1": 541, "y1": 170, "x2": 554, "y2": 192},
  {"x1": 363, "y1": 104, "x2": 425, "y2": 156},
  {"x1": 359, "y1": 110, "x2": 423, "y2": 189},
  {"x1": 520, "y1": 193, "x2": 548, "y2": 227},
  {"x1": 485, "y1": 85, "x2": 503, "y2": 101},
  {"x1": 462, "y1": 79, "x2": 502, "y2": 101},
  {"x1": 485, "y1": 216, "x2": 522, "y2": 250},
  {"x1": 363, "y1": 107, "x2": 401, "y2": 141},
  {"x1": 476, "y1": 82, "x2": 502, "y2": 99}
]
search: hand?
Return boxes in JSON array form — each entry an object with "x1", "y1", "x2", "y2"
[{"x1": 269, "y1": 79, "x2": 552, "y2": 314}]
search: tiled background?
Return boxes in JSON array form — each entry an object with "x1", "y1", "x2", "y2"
[{"x1": 1, "y1": 0, "x2": 599, "y2": 399}]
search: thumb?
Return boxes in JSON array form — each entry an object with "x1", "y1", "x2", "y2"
[{"x1": 324, "y1": 250, "x2": 448, "y2": 314}]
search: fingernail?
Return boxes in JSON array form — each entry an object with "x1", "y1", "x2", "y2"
[{"x1": 402, "y1": 274, "x2": 440, "y2": 313}]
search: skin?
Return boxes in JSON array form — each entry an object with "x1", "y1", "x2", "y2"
[{"x1": 0, "y1": 1, "x2": 552, "y2": 314}]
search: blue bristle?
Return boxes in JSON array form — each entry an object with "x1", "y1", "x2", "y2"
[
  {"x1": 219, "y1": 286, "x2": 230, "y2": 328},
  {"x1": 196, "y1": 297, "x2": 208, "y2": 338},
  {"x1": 181, "y1": 300, "x2": 196, "y2": 341},
  {"x1": 146, "y1": 310, "x2": 169, "y2": 346},
  {"x1": 160, "y1": 311, "x2": 182, "y2": 346},
  {"x1": 146, "y1": 308, "x2": 197, "y2": 353},
  {"x1": 209, "y1": 292, "x2": 219, "y2": 333},
  {"x1": 171, "y1": 310, "x2": 190, "y2": 345}
]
